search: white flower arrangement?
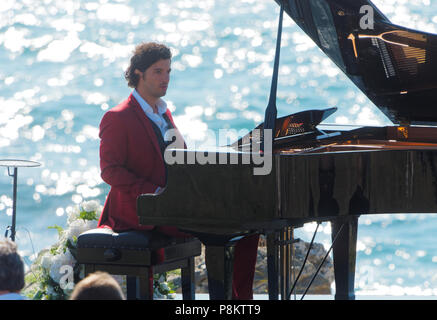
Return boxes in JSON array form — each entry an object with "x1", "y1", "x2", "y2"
[{"x1": 24, "y1": 200, "x2": 176, "y2": 300}]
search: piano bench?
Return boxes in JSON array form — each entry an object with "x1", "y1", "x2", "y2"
[{"x1": 75, "y1": 228, "x2": 202, "y2": 300}]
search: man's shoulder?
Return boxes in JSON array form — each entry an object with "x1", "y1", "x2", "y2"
[
  {"x1": 100, "y1": 95, "x2": 140, "y2": 130},
  {"x1": 102, "y1": 95, "x2": 137, "y2": 119},
  {"x1": 108, "y1": 97, "x2": 132, "y2": 113}
]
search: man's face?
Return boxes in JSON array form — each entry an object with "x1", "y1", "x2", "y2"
[{"x1": 137, "y1": 58, "x2": 171, "y2": 98}]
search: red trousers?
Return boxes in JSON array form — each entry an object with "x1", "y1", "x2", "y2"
[{"x1": 232, "y1": 233, "x2": 260, "y2": 300}]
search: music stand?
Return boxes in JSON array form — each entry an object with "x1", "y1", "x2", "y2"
[{"x1": 0, "y1": 159, "x2": 41, "y2": 241}]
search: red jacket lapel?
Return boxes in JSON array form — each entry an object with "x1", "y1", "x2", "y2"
[{"x1": 127, "y1": 93, "x2": 163, "y2": 158}]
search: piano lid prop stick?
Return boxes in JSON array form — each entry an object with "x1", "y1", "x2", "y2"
[
  {"x1": 300, "y1": 223, "x2": 346, "y2": 300},
  {"x1": 287, "y1": 222, "x2": 320, "y2": 300},
  {"x1": 262, "y1": 2, "x2": 284, "y2": 151}
]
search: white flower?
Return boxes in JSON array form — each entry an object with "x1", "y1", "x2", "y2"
[
  {"x1": 49, "y1": 251, "x2": 75, "y2": 284},
  {"x1": 81, "y1": 200, "x2": 99, "y2": 213},
  {"x1": 86, "y1": 219, "x2": 98, "y2": 232},
  {"x1": 66, "y1": 205, "x2": 80, "y2": 225},
  {"x1": 57, "y1": 232, "x2": 69, "y2": 247},
  {"x1": 41, "y1": 252, "x2": 54, "y2": 271},
  {"x1": 28, "y1": 201, "x2": 109, "y2": 300},
  {"x1": 65, "y1": 219, "x2": 98, "y2": 242}
]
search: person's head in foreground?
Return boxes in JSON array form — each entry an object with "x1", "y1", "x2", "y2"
[
  {"x1": 70, "y1": 271, "x2": 125, "y2": 300},
  {"x1": 0, "y1": 238, "x2": 25, "y2": 300}
]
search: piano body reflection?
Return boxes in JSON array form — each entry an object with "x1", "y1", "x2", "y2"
[{"x1": 137, "y1": 0, "x2": 437, "y2": 300}]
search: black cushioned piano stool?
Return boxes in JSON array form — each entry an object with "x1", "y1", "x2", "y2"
[{"x1": 76, "y1": 228, "x2": 202, "y2": 300}]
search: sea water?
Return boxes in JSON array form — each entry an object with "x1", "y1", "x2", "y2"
[{"x1": 0, "y1": 0, "x2": 436, "y2": 297}]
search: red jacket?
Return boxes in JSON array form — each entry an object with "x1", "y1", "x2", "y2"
[
  {"x1": 97, "y1": 93, "x2": 179, "y2": 232},
  {"x1": 98, "y1": 94, "x2": 259, "y2": 299}
]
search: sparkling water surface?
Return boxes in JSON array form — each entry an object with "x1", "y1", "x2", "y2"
[{"x1": 1, "y1": 0, "x2": 437, "y2": 296}]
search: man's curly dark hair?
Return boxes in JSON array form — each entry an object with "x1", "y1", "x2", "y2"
[{"x1": 124, "y1": 42, "x2": 172, "y2": 88}]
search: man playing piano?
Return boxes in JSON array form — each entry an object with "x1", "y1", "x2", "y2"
[{"x1": 97, "y1": 42, "x2": 259, "y2": 299}]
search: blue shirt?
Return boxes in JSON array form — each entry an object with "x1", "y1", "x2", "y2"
[
  {"x1": 132, "y1": 89, "x2": 170, "y2": 195},
  {"x1": 132, "y1": 89, "x2": 169, "y2": 139}
]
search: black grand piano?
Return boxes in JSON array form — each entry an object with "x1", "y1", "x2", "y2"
[{"x1": 137, "y1": 0, "x2": 437, "y2": 300}]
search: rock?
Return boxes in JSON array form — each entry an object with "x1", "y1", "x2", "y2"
[
  {"x1": 282, "y1": 239, "x2": 334, "y2": 295},
  {"x1": 171, "y1": 236, "x2": 334, "y2": 296}
]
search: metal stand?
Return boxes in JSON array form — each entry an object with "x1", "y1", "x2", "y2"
[{"x1": 0, "y1": 159, "x2": 41, "y2": 241}]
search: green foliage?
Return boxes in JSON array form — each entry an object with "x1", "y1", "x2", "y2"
[
  {"x1": 79, "y1": 209, "x2": 98, "y2": 221},
  {"x1": 48, "y1": 225, "x2": 63, "y2": 237},
  {"x1": 154, "y1": 273, "x2": 176, "y2": 298}
]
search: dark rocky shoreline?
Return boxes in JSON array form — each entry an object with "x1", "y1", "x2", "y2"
[{"x1": 170, "y1": 238, "x2": 334, "y2": 295}]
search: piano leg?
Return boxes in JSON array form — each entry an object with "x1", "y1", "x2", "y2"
[
  {"x1": 280, "y1": 227, "x2": 293, "y2": 300},
  {"x1": 266, "y1": 227, "x2": 296, "y2": 300},
  {"x1": 331, "y1": 216, "x2": 358, "y2": 300},
  {"x1": 205, "y1": 244, "x2": 236, "y2": 300},
  {"x1": 266, "y1": 230, "x2": 279, "y2": 300},
  {"x1": 181, "y1": 256, "x2": 196, "y2": 300}
]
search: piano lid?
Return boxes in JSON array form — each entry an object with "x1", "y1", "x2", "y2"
[{"x1": 275, "y1": 0, "x2": 437, "y2": 125}]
